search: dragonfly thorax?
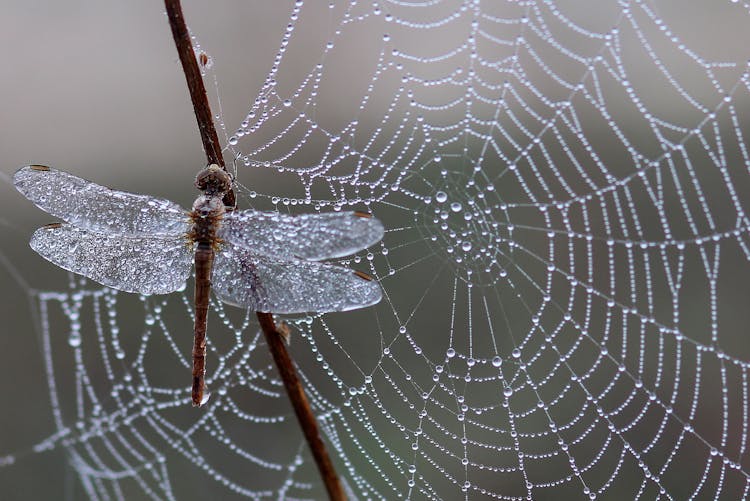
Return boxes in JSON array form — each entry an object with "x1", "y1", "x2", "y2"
[
  {"x1": 192, "y1": 195, "x2": 224, "y2": 217},
  {"x1": 189, "y1": 195, "x2": 224, "y2": 248}
]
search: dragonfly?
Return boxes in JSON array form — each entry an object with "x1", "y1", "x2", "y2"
[{"x1": 14, "y1": 164, "x2": 383, "y2": 406}]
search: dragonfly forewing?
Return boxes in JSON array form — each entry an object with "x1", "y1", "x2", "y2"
[
  {"x1": 212, "y1": 247, "x2": 382, "y2": 314},
  {"x1": 31, "y1": 223, "x2": 193, "y2": 294},
  {"x1": 14, "y1": 165, "x2": 189, "y2": 236},
  {"x1": 219, "y1": 210, "x2": 384, "y2": 260}
]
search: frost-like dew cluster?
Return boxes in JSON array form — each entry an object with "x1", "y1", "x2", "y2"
[
  {"x1": 31, "y1": 224, "x2": 193, "y2": 295},
  {"x1": 220, "y1": 210, "x2": 384, "y2": 260},
  {"x1": 6, "y1": 1, "x2": 750, "y2": 500},
  {"x1": 213, "y1": 247, "x2": 383, "y2": 313},
  {"x1": 14, "y1": 166, "x2": 189, "y2": 237}
]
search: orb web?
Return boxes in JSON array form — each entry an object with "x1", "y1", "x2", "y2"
[{"x1": 3, "y1": 1, "x2": 750, "y2": 499}]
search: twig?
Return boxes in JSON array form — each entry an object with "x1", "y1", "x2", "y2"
[
  {"x1": 258, "y1": 315, "x2": 346, "y2": 500},
  {"x1": 163, "y1": 1, "x2": 346, "y2": 499},
  {"x1": 164, "y1": 0, "x2": 235, "y2": 207}
]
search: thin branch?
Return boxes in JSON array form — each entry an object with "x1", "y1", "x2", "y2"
[
  {"x1": 258, "y1": 315, "x2": 346, "y2": 501},
  {"x1": 163, "y1": 1, "x2": 345, "y2": 499},
  {"x1": 164, "y1": 0, "x2": 235, "y2": 207}
]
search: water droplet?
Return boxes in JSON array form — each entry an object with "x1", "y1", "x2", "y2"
[
  {"x1": 435, "y1": 191, "x2": 448, "y2": 203},
  {"x1": 461, "y1": 241, "x2": 472, "y2": 251},
  {"x1": 492, "y1": 356, "x2": 502, "y2": 367},
  {"x1": 450, "y1": 202, "x2": 462, "y2": 212}
]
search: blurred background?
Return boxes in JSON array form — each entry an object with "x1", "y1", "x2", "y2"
[{"x1": 2, "y1": 1, "x2": 750, "y2": 499}]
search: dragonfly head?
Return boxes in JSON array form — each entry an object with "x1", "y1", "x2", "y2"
[{"x1": 195, "y1": 164, "x2": 232, "y2": 197}]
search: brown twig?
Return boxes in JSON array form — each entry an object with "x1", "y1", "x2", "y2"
[
  {"x1": 164, "y1": 0, "x2": 235, "y2": 207},
  {"x1": 163, "y1": 1, "x2": 345, "y2": 499},
  {"x1": 258, "y1": 314, "x2": 346, "y2": 500}
]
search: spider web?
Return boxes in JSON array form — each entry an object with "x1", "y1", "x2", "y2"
[{"x1": 3, "y1": 0, "x2": 750, "y2": 499}]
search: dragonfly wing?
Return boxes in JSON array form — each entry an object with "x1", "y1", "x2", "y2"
[
  {"x1": 212, "y1": 247, "x2": 382, "y2": 313},
  {"x1": 14, "y1": 165, "x2": 189, "y2": 236},
  {"x1": 219, "y1": 210, "x2": 384, "y2": 260},
  {"x1": 31, "y1": 223, "x2": 193, "y2": 295}
]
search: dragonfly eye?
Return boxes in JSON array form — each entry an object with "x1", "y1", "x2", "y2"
[{"x1": 195, "y1": 164, "x2": 232, "y2": 195}]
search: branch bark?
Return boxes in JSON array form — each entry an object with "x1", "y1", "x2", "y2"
[
  {"x1": 163, "y1": 1, "x2": 345, "y2": 498},
  {"x1": 257, "y1": 314, "x2": 346, "y2": 501},
  {"x1": 164, "y1": 0, "x2": 235, "y2": 207}
]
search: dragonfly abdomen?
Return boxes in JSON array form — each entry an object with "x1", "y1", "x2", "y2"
[
  {"x1": 192, "y1": 239, "x2": 214, "y2": 406},
  {"x1": 189, "y1": 193, "x2": 225, "y2": 407}
]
